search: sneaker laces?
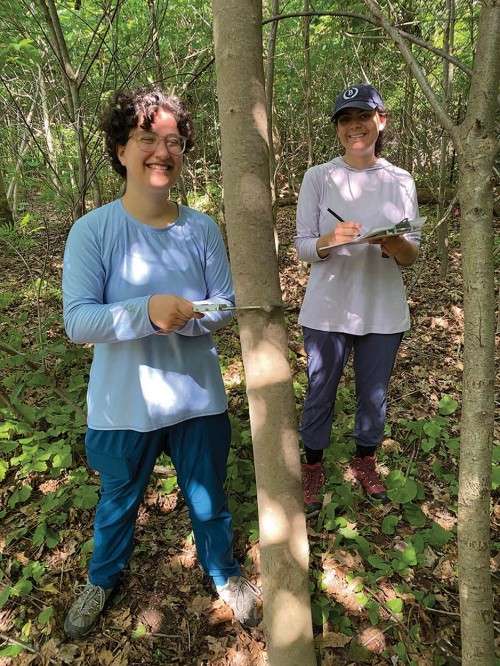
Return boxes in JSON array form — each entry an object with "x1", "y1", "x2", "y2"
[
  {"x1": 73, "y1": 584, "x2": 106, "y2": 617},
  {"x1": 231, "y1": 577, "x2": 259, "y2": 611}
]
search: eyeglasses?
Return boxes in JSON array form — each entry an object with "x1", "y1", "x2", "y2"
[{"x1": 132, "y1": 132, "x2": 187, "y2": 156}]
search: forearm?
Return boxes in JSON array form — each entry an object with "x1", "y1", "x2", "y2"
[{"x1": 64, "y1": 296, "x2": 156, "y2": 344}]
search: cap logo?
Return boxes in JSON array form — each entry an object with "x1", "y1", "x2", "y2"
[{"x1": 343, "y1": 87, "x2": 359, "y2": 100}]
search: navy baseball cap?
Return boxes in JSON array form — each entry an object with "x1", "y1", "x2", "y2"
[{"x1": 331, "y1": 84, "x2": 385, "y2": 121}]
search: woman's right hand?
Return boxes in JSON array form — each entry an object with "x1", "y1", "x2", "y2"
[
  {"x1": 148, "y1": 294, "x2": 204, "y2": 333},
  {"x1": 316, "y1": 222, "x2": 361, "y2": 258}
]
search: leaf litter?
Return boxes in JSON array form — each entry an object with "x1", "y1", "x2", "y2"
[{"x1": 0, "y1": 205, "x2": 498, "y2": 664}]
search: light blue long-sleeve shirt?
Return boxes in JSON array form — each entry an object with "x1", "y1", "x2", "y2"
[{"x1": 63, "y1": 199, "x2": 234, "y2": 431}]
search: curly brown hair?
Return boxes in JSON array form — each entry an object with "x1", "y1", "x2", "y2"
[{"x1": 100, "y1": 88, "x2": 195, "y2": 178}]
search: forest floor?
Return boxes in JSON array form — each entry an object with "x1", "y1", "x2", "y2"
[{"x1": 0, "y1": 204, "x2": 498, "y2": 665}]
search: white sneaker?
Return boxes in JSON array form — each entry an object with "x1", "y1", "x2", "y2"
[{"x1": 216, "y1": 575, "x2": 260, "y2": 627}]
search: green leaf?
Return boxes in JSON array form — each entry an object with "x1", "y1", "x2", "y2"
[
  {"x1": 355, "y1": 591, "x2": 368, "y2": 607},
  {"x1": 421, "y1": 438, "x2": 435, "y2": 452},
  {"x1": 8, "y1": 483, "x2": 32, "y2": 508},
  {"x1": 6, "y1": 526, "x2": 28, "y2": 546},
  {"x1": 311, "y1": 598, "x2": 329, "y2": 626},
  {"x1": 0, "y1": 644, "x2": 24, "y2": 657},
  {"x1": 423, "y1": 420, "x2": 442, "y2": 438},
  {"x1": 0, "y1": 459, "x2": 8, "y2": 481},
  {"x1": 401, "y1": 544, "x2": 417, "y2": 566},
  {"x1": 381, "y1": 514, "x2": 399, "y2": 535},
  {"x1": 385, "y1": 469, "x2": 405, "y2": 489},
  {"x1": 44, "y1": 527, "x2": 60, "y2": 549},
  {"x1": 438, "y1": 395, "x2": 458, "y2": 415},
  {"x1": 11, "y1": 578, "x2": 33, "y2": 597},
  {"x1": 132, "y1": 623, "x2": 148, "y2": 639},
  {"x1": 386, "y1": 597, "x2": 403, "y2": 614},
  {"x1": 367, "y1": 555, "x2": 391, "y2": 572},
  {"x1": 161, "y1": 476, "x2": 177, "y2": 494},
  {"x1": 492, "y1": 465, "x2": 500, "y2": 490},
  {"x1": 366, "y1": 600, "x2": 380, "y2": 625},
  {"x1": 32, "y1": 523, "x2": 47, "y2": 547},
  {"x1": 73, "y1": 484, "x2": 99, "y2": 509},
  {"x1": 37, "y1": 606, "x2": 54, "y2": 625},
  {"x1": 403, "y1": 504, "x2": 427, "y2": 528},
  {"x1": 394, "y1": 640, "x2": 408, "y2": 659},
  {"x1": 338, "y1": 526, "x2": 358, "y2": 539},
  {"x1": 0, "y1": 587, "x2": 11, "y2": 609},
  {"x1": 424, "y1": 523, "x2": 454, "y2": 547},
  {"x1": 387, "y1": 479, "x2": 418, "y2": 504},
  {"x1": 52, "y1": 445, "x2": 72, "y2": 469},
  {"x1": 22, "y1": 561, "x2": 45, "y2": 583},
  {"x1": 445, "y1": 437, "x2": 459, "y2": 453}
]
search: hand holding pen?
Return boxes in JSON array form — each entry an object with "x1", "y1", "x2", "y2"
[
  {"x1": 316, "y1": 208, "x2": 361, "y2": 258},
  {"x1": 326, "y1": 208, "x2": 390, "y2": 258}
]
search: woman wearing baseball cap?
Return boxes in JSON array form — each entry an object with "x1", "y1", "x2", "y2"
[{"x1": 295, "y1": 83, "x2": 420, "y2": 510}]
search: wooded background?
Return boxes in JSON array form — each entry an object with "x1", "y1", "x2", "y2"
[{"x1": 0, "y1": 1, "x2": 498, "y2": 665}]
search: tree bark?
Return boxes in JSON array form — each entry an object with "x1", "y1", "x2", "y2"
[
  {"x1": 363, "y1": 1, "x2": 498, "y2": 663},
  {"x1": 302, "y1": 0, "x2": 313, "y2": 169},
  {"x1": 437, "y1": 0, "x2": 455, "y2": 278},
  {"x1": 265, "y1": 0, "x2": 280, "y2": 203},
  {"x1": 454, "y1": 3, "x2": 498, "y2": 662},
  {"x1": 211, "y1": 2, "x2": 315, "y2": 664}
]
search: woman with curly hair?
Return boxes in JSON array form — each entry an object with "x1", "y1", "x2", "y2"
[{"x1": 62, "y1": 88, "x2": 259, "y2": 638}]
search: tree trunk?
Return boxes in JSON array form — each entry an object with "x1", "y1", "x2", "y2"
[
  {"x1": 362, "y1": 1, "x2": 498, "y2": 663},
  {"x1": 265, "y1": 0, "x2": 280, "y2": 204},
  {"x1": 38, "y1": 0, "x2": 87, "y2": 219},
  {"x1": 302, "y1": 0, "x2": 313, "y2": 168},
  {"x1": 147, "y1": 0, "x2": 163, "y2": 83},
  {"x1": 454, "y1": 4, "x2": 498, "y2": 662},
  {"x1": 455, "y1": 144, "x2": 495, "y2": 666},
  {"x1": 38, "y1": 62, "x2": 62, "y2": 196},
  {"x1": 211, "y1": 2, "x2": 315, "y2": 665},
  {"x1": 437, "y1": 0, "x2": 455, "y2": 277},
  {"x1": 0, "y1": 167, "x2": 13, "y2": 227}
]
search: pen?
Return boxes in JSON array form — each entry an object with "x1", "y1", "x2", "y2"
[
  {"x1": 327, "y1": 208, "x2": 345, "y2": 223},
  {"x1": 328, "y1": 207, "x2": 389, "y2": 257}
]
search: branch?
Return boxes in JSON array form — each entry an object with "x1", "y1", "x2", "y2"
[
  {"x1": 185, "y1": 57, "x2": 215, "y2": 88},
  {"x1": 77, "y1": 0, "x2": 123, "y2": 89},
  {"x1": 262, "y1": 10, "x2": 472, "y2": 77},
  {"x1": 362, "y1": 0, "x2": 458, "y2": 143},
  {"x1": 0, "y1": 75, "x2": 65, "y2": 192}
]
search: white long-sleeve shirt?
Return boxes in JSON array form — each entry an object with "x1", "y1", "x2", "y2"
[{"x1": 295, "y1": 157, "x2": 420, "y2": 335}]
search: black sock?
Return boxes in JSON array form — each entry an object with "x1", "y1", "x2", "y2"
[
  {"x1": 356, "y1": 445, "x2": 377, "y2": 458},
  {"x1": 304, "y1": 446, "x2": 324, "y2": 465}
]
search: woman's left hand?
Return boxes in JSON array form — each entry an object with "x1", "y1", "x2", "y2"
[
  {"x1": 369, "y1": 236, "x2": 419, "y2": 266},
  {"x1": 369, "y1": 236, "x2": 405, "y2": 257}
]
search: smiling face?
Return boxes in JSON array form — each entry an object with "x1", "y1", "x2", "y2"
[
  {"x1": 116, "y1": 108, "x2": 183, "y2": 195},
  {"x1": 336, "y1": 108, "x2": 386, "y2": 162}
]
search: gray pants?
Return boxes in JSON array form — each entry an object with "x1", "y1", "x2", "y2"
[{"x1": 300, "y1": 327, "x2": 403, "y2": 450}]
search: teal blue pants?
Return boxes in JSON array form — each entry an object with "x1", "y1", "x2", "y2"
[{"x1": 85, "y1": 412, "x2": 240, "y2": 589}]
